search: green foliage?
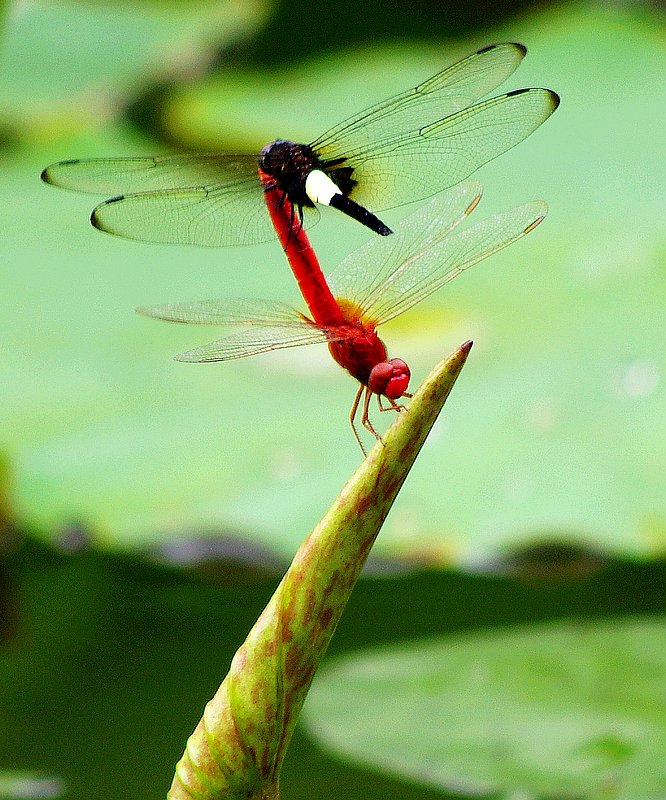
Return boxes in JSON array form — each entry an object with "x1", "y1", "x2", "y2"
[
  {"x1": 305, "y1": 617, "x2": 666, "y2": 799},
  {"x1": 0, "y1": 0, "x2": 266, "y2": 127}
]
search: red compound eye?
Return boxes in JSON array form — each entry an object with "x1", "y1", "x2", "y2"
[{"x1": 368, "y1": 358, "x2": 410, "y2": 399}]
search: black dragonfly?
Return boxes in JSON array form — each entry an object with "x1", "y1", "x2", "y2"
[{"x1": 41, "y1": 42, "x2": 558, "y2": 247}]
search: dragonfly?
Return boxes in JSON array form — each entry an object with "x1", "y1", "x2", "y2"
[
  {"x1": 137, "y1": 180, "x2": 547, "y2": 452},
  {"x1": 41, "y1": 42, "x2": 558, "y2": 248}
]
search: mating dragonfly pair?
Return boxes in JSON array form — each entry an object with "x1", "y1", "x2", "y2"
[{"x1": 42, "y1": 42, "x2": 558, "y2": 452}]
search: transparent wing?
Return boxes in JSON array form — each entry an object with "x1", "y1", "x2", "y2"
[
  {"x1": 89, "y1": 183, "x2": 321, "y2": 247},
  {"x1": 329, "y1": 180, "x2": 484, "y2": 308},
  {"x1": 137, "y1": 297, "x2": 314, "y2": 326},
  {"x1": 175, "y1": 325, "x2": 334, "y2": 363},
  {"x1": 330, "y1": 190, "x2": 547, "y2": 326},
  {"x1": 137, "y1": 297, "x2": 335, "y2": 362},
  {"x1": 40, "y1": 153, "x2": 260, "y2": 194},
  {"x1": 42, "y1": 153, "x2": 300, "y2": 246},
  {"x1": 335, "y1": 88, "x2": 559, "y2": 212},
  {"x1": 311, "y1": 43, "x2": 527, "y2": 158}
]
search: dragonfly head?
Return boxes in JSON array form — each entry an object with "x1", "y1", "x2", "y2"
[
  {"x1": 368, "y1": 358, "x2": 410, "y2": 399},
  {"x1": 259, "y1": 140, "x2": 320, "y2": 208}
]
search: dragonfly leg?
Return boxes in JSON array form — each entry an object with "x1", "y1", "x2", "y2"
[
  {"x1": 349, "y1": 384, "x2": 367, "y2": 456},
  {"x1": 284, "y1": 198, "x2": 297, "y2": 249},
  {"x1": 282, "y1": 196, "x2": 306, "y2": 250},
  {"x1": 361, "y1": 388, "x2": 384, "y2": 446},
  {"x1": 294, "y1": 206, "x2": 305, "y2": 237},
  {"x1": 377, "y1": 395, "x2": 410, "y2": 413}
]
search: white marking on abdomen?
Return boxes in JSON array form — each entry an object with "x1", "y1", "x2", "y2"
[{"x1": 305, "y1": 169, "x2": 342, "y2": 206}]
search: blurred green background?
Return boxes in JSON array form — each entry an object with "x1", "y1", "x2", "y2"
[
  {"x1": 1, "y1": 0, "x2": 665, "y2": 798},
  {"x1": 1, "y1": 0, "x2": 665, "y2": 560}
]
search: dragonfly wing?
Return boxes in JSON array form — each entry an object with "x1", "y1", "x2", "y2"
[
  {"x1": 43, "y1": 152, "x2": 297, "y2": 246},
  {"x1": 357, "y1": 199, "x2": 548, "y2": 325},
  {"x1": 311, "y1": 43, "x2": 527, "y2": 159},
  {"x1": 138, "y1": 297, "x2": 315, "y2": 326},
  {"x1": 343, "y1": 88, "x2": 559, "y2": 211},
  {"x1": 328, "y1": 180, "x2": 483, "y2": 307},
  {"x1": 176, "y1": 325, "x2": 334, "y2": 363},
  {"x1": 91, "y1": 184, "x2": 320, "y2": 247},
  {"x1": 41, "y1": 154, "x2": 260, "y2": 194},
  {"x1": 138, "y1": 297, "x2": 334, "y2": 362}
]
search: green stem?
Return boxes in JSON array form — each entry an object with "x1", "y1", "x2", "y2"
[{"x1": 167, "y1": 342, "x2": 472, "y2": 800}]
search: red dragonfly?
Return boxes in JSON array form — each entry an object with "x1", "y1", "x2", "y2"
[
  {"x1": 42, "y1": 43, "x2": 557, "y2": 247},
  {"x1": 137, "y1": 179, "x2": 546, "y2": 452}
]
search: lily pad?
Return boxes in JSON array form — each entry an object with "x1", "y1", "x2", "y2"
[
  {"x1": 0, "y1": 0, "x2": 266, "y2": 129},
  {"x1": 304, "y1": 617, "x2": 666, "y2": 799},
  {"x1": 1, "y1": 5, "x2": 665, "y2": 559}
]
